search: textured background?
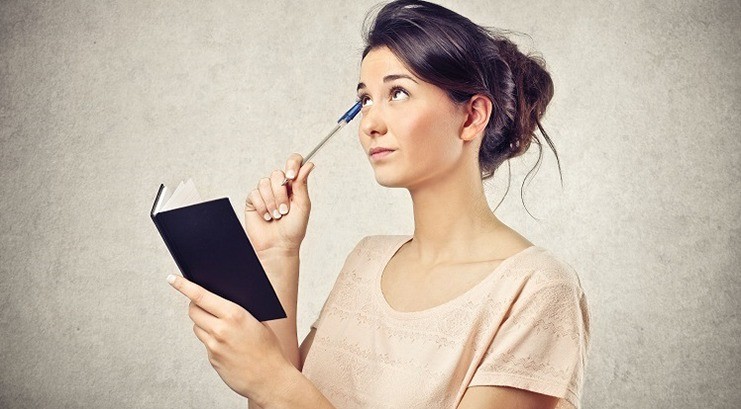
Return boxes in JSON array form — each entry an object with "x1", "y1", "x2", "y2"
[{"x1": 1, "y1": 0, "x2": 739, "y2": 408}]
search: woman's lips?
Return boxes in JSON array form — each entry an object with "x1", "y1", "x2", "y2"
[{"x1": 370, "y1": 149, "x2": 395, "y2": 161}]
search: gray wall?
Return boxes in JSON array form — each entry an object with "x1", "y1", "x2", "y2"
[{"x1": 1, "y1": 1, "x2": 738, "y2": 408}]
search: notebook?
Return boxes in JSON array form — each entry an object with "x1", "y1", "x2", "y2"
[{"x1": 151, "y1": 179, "x2": 286, "y2": 321}]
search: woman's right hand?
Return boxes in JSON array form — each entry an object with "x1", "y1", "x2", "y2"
[{"x1": 243, "y1": 153, "x2": 316, "y2": 258}]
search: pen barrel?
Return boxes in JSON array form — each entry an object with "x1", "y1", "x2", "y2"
[
  {"x1": 281, "y1": 121, "x2": 347, "y2": 186},
  {"x1": 279, "y1": 100, "x2": 361, "y2": 188},
  {"x1": 303, "y1": 121, "x2": 344, "y2": 164}
]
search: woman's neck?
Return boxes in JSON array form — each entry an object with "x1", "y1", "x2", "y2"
[{"x1": 405, "y1": 161, "x2": 504, "y2": 266}]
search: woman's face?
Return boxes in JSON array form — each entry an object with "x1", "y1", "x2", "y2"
[{"x1": 357, "y1": 46, "x2": 469, "y2": 188}]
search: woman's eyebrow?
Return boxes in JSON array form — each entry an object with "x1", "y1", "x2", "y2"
[{"x1": 356, "y1": 74, "x2": 419, "y2": 91}]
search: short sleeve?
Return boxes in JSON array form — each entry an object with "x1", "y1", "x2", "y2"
[
  {"x1": 469, "y1": 279, "x2": 590, "y2": 408},
  {"x1": 309, "y1": 236, "x2": 372, "y2": 331}
]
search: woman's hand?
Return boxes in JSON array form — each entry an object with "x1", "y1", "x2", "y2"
[
  {"x1": 167, "y1": 274, "x2": 293, "y2": 404},
  {"x1": 244, "y1": 153, "x2": 316, "y2": 256}
]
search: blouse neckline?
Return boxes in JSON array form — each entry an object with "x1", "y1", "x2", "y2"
[{"x1": 374, "y1": 234, "x2": 540, "y2": 320}]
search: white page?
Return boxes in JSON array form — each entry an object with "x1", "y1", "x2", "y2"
[
  {"x1": 159, "y1": 178, "x2": 204, "y2": 212},
  {"x1": 159, "y1": 181, "x2": 186, "y2": 212}
]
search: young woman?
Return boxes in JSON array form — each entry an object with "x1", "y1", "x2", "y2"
[{"x1": 167, "y1": 1, "x2": 590, "y2": 408}]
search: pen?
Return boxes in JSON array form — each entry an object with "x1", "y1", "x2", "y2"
[{"x1": 281, "y1": 101, "x2": 363, "y2": 186}]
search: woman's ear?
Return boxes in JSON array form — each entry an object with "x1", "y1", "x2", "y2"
[{"x1": 460, "y1": 95, "x2": 492, "y2": 142}]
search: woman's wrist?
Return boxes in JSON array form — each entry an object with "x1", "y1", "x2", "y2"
[
  {"x1": 257, "y1": 249, "x2": 301, "y2": 285},
  {"x1": 257, "y1": 247, "x2": 301, "y2": 263}
]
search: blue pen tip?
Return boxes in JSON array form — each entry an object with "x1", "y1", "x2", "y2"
[{"x1": 338, "y1": 101, "x2": 362, "y2": 123}]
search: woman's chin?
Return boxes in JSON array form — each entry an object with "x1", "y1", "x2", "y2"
[
  {"x1": 376, "y1": 180, "x2": 397, "y2": 188},
  {"x1": 373, "y1": 172, "x2": 405, "y2": 188},
  {"x1": 369, "y1": 159, "x2": 407, "y2": 187}
]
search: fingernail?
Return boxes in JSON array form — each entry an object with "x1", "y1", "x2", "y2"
[
  {"x1": 272, "y1": 209, "x2": 281, "y2": 219},
  {"x1": 286, "y1": 169, "x2": 295, "y2": 179},
  {"x1": 279, "y1": 203, "x2": 288, "y2": 214},
  {"x1": 167, "y1": 274, "x2": 176, "y2": 284},
  {"x1": 263, "y1": 212, "x2": 272, "y2": 221}
]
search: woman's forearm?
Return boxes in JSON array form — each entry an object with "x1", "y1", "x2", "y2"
[
  {"x1": 248, "y1": 399, "x2": 264, "y2": 409},
  {"x1": 257, "y1": 251, "x2": 301, "y2": 370},
  {"x1": 260, "y1": 364, "x2": 336, "y2": 409},
  {"x1": 251, "y1": 252, "x2": 334, "y2": 409}
]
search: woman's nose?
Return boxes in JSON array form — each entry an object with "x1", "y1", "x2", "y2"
[{"x1": 359, "y1": 106, "x2": 387, "y2": 137}]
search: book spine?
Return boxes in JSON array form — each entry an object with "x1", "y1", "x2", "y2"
[{"x1": 150, "y1": 184, "x2": 166, "y2": 215}]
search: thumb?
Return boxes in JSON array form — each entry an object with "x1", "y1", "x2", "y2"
[{"x1": 290, "y1": 161, "x2": 315, "y2": 203}]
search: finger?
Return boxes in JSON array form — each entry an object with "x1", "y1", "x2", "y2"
[
  {"x1": 193, "y1": 324, "x2": 220, "y2": 361},
  {"x1": 167, "y1": 274, "x2": 232, "y2": 319},
  {"x1": 189, "y1": 300, "x2": 220, "y2": 334},
  {"x1": 258, "y1": 177, "x2": 280, "y2": 220},
  {"x1": 296, "y1": 160, "x2": 315, "y2": 182},
  {"x1": 193, "y1": 322, "x2": 212, "y2": 346},
  {"x1": 246, "y1": 189, "x2": 272, "y2": 222},
  {"x1": 271, "y1": 170, "x2": 290, "y2": 217},
  {"x1": 291, "y1": 161, "x2": 315, "y2": 198},
  {"x1": 284, "y1": 153, "x2": 305, "y2": 181}
]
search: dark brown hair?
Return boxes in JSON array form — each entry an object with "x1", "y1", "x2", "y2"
[{"x1": 362, "y1": 0, "x2": 562, "y2": 214}]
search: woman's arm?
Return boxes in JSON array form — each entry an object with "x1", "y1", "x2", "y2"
[
  {"x1": 257, "y1": 251, "x2": 302, "y2": 369},
  {"x1": 248, "y1": 327, "x2": 318, "y2": 409},
  {"x1": 246, "y1": 251, "x2": 301, "y2": 409},
  {"x1": 248, "y1": 330, "x2": 329, "y2": 409},
  {"x1": 267, "y1": 364, "x2": 337, "y2": 409},
  {"x1": 457, "y1": 385, "x2": 558, "y2": 409}
]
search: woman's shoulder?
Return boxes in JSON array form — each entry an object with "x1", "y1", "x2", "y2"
[
  {"x1": 475, "y1": 224, "x2": 584, "y2": 292},
  {"x1": 351, "y1": 234, "x2": 585, "y2": 291},
  {"x1": 353, "y1": 234, "x2": 410, "y2": 252},
  {"x1": 511, "y1": 245, "x2": 586, "y2": 294},
  {"x1": 339, "y1": 234, "x2": 406, "y2": 264}
]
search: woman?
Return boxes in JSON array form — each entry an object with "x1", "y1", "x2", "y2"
[{"x1": 167, "y1": 1, "x2": 590, "y2": 408}]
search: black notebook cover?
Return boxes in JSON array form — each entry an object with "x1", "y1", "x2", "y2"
[{"x1": 151, "y1": 184, "x2": 287, "y2": 321}]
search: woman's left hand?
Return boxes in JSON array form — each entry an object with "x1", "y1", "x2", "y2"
[{"x1": 167, "y1": 273, "x2": 292, "y2": 403}]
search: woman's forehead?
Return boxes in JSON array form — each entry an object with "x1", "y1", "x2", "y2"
[{"x1": 359, "y1": 47, "x2": 415, "y2": 81}]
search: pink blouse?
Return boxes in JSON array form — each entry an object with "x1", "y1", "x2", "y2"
[{"x1": 302, "y1": 235, "x2": 590, "y2": 409}]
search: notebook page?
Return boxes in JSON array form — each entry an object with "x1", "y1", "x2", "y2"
[{"x1": 160, "y1": 179, "x2": 203, "y2": 212}]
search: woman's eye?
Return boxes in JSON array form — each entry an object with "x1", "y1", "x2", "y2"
[
  {"x1": 357, "y1": 88, "x2": 407, "y2": 107},
  {"x1": 391, "y1": 88, "x2": 409, "y2": 100}
]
